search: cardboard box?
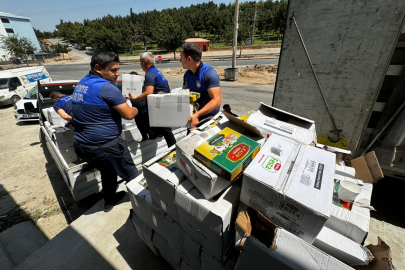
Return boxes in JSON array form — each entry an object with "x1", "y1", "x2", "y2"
[
  {"x1": 326, "y1": 177, "x2": 373, "y2": 244},
  {"x1": 52, "y1": 127, "x2": 74, "y2": 149},
  {"x1": 129, "y1": 209, "x2": 159, "y2": 256},
  {"x1": 126, "y1": 173, "x2": 165, "y2": 236},
  {"x1": 194, "y1": 127, "x2": 261, "y2": 182},
  {"x1": 176, "y1": 112, "x2": 264, "y2": 199},
  {"x1": 240, "y1": 134, "x2": 336, "y2": 243},
  {"x1": 197, "y1": 112, "x2": 229, "y2": 132},
  {"x1": 347, "y1": 151, "x2": 384, "y2": 184},
  {"x1": 153, "y1": 232, "x2": 182, "y2": 270},
  {"x1": 174, "y1": 180, "x2": 240, "y2": 261},
  {"x1": 163, "y1": 216, "x2": 201, "y2": 270},
  {"x1": 313, "y1": 226, "x2": 373, "y2": 266},
  {"x1": 234, "y1": 207, "x2": 354, "y2": 270},
  {"x1": 201, "y1": 249, "x2": 236, "y2": 270},
  {"x1": 356, "y1": 237, "x2": 393, "y2": 270},
  {"x1": 247, "y1": 102, "x2": 317, "y2": 144},
  {"x1": 143, "y1": 146, "x2": 186, "y2": 223},
  {"x1": 148, "y1": 89, "x2": 192, "y2": 127},
  {"x1": 122, "y1": 74, "x2": 144, "y2": 97},
  {"x1": 190, "y1": 91, "x2": 201, "y2": 115},
  {"x1": 59, "y1": 146, "x2": 78, "y2": 164},
  {"x1": 120, "y1": 125, "x2": 142, "y2": 143},
  {"x1": 122, "y1": 122, "x2": 137, "y2": 130}
]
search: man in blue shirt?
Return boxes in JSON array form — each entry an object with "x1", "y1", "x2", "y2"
[
  {"x1": 50, "y1": 91, "x2": 73, "y2": 122},
  {"x1": 128, "y1": 52, "x2": 176, "y2": 147},
  {"x1": 181, "y1": 43, "x2": 222, "y2": 128},
  {"x1": 72, "y1": 51, "x2": 139, "y2": 212}
]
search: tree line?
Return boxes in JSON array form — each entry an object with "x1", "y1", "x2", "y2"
[{"x1": 35, "y1": 0, "x2": 288, "y2": 58}]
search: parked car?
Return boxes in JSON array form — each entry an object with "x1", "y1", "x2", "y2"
[{"x1": 13, "y1": 86, "x2": 39, "y2": 122}]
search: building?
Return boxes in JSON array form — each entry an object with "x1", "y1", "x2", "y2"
[
  {"x1": 0, "y1": 12, "x2": 41, "y2": 60},
  {"x1": 185, "y1": 38, "x2": 210, "y2": 52}
]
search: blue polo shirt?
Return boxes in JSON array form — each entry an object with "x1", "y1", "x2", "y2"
[
  {"x1": 131, "y1": 66, "x2": 170, "y2": 114},
  {"x1": 183, "y1": 62, "x2": 220, "y2": 120},
  {"x1": 72, "y1": 71, "x2": 127, "y2": 145},
  {"x1": 53, "y1": 95, "x2": 72, "y2": 116}
]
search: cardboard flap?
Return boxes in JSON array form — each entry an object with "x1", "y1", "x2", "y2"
[
  {"x1": 364, "y1": 152, "x2": 384, "y2": 183},
  {"x1": 350, "y1": 151, "x2": 384, "y2": 184},
  {"x1": 235, "y1": 210, "x2": 252, "y2": 238},
  {"x1": 259, "y1": 102, "x2": 315, "y2": 125},
  {"x1": 354, "y1": 237, "x2": 393, "y2": 270},
  {"x1": 222, "y1": 111, "x2": 263, "y2": 138}
]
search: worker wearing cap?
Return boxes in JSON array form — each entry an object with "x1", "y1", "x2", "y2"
[
  {"x1": 181, "y1": 42, "x2": 221, "y2": 128},
  {"x1": 50, "y1": 91, "x2": 73, "y2": 122},
  {"x1": 72, "y1": 51, "x2": 139, "y2": 212}
]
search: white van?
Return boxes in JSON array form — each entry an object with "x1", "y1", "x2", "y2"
[{"x1": 0, "y1": 67, "x2": 52, "y2": 106}]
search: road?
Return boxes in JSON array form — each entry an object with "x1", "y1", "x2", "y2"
[{"x1": 45, "y1": 62, "x2": 276, "y2": 116}]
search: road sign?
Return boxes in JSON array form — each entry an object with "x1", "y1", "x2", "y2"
[{"x1": 157, "y1": 55, "x2": 162, "y2": 62}]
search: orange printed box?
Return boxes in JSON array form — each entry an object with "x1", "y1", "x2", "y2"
[{"x1": 194, "y1": 127, "x2": 261, "y2": 182}]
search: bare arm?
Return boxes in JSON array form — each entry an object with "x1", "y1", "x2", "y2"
[
  {"x1": 129, "y1": 85, "x2": 154, "y2": 101},
  {"x1": 188, "y1": 87, "x2": 221, "y2": 128},
  {"x1": 56, "y1": 109, "x2": 72, "y2": 122},
  {"x1": 113, "y1": 102, "x2": 138, "y2": 120}
]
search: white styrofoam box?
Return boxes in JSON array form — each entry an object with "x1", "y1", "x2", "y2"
[
  {"x1": 335, "y1": 164, "x2": 356, "y2": 178},
  {"x1": 176, "y1": 114, "x2": 265, "y2": 200},
  {"x1": 234, "y1": 233, "x2": 353, "y2": 270},
  {"x1": 143, "y1": 145, "x2": 185, "y2": 223},
  {"x1": 126, "y1": 173, "x2": 165, "y2": 236},
  {"x1": 313, "y1": 226, "x2": 372, "y2": 266},
  {"x1": 241, "y1": 134, "x2": 336, "y2": 243},
  {"x1": 47, "y1": 107, "x2": 67, "y2": 126},
  {"x1": 126, "y1": 127, "x2": 188, "y2": 167},
  {"x1": 153, "y1": 232, "x2": 182, "y2": 270},
  {"x1": 120, "y1": 125, "x2": 142, "y2": 143},
  {"x1": 122, "y1": 122, "x2": 137, "y2": 130},
  {"x1": 163, "y1": 216, "x2": 201, "y2": 270},
  {"x1": 130, "y1": 210, "x2": 159, "y2": 256},
  {"x1": 122, "y1": 74, "x2": 144, "y2": 97},
  {"x1": 52, "y1": 127, "x2": 74, "y2": 149},
  {"x1": 174, "y1": 180, "x2": 240, "y2": 261},
  {"x1": 59, "y1": 146, "x2": 78, "y2": 164},
  {"x1": 148, "y1": 89, "x2": 191, "y2": 127},
  {"x1": 247, "y1": 102, "x2": 317, "y2": 144},
  {"x1": 325, "y1": 177, "x2": 373, "y2": 244}
]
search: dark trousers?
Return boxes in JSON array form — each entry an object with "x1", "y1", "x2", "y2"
[
  {"x1": 74, "y1": 137, "x2": 138, "y2": 204},
  {"x1": 135, "y1": 112, "x2": 176, "y2": 147}
]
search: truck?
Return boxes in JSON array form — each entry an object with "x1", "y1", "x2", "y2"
[
  {"x1": 36, "y1": 80, "x2": 187, "y2": 201},
  {"x1": 272, "y1": 0, "x2": 405, "y2": 179}
]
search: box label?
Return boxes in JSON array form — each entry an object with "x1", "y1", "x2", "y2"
[
  {"x1": 314, "y1": 164, "x2": 324, "y2": 190},
  {"x1": 158, "y1": 151, "x2": 177, "y2": 172},
  {"x1": 332, "y1": 180, "x2": 352, "y2": 210},
  {"x1": 279, "y1": 202, "x2": 303, "y2": 220},
  {"x1": 262, "y1": 155, "x2": 282, "y2": 173}
]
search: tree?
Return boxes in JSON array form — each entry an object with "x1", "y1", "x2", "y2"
[
  {"x1": 0, "y1": 35, "x2": 37, "y2": 65},
  {"x1": 51, "y1": 43, "x2": 71, "y2": 59},
  {"x1": 153, "y1": 12, "x2": 186, "y2": 60}
]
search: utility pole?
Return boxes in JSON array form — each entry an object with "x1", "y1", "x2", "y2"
[
  {"x1": 252, "y1": 2, "x2": 258, "y2": 45},
  {"x1": 232, "y1": 0, "x2": 240, "y2": 69}
]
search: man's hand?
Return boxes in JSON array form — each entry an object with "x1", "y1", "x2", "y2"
[
  {"x1": 128, "y1": 92, "x2": 136, "y2": 101},
  {"x1": 188, "y1": 114, "x2": 199, "y2": 129}
]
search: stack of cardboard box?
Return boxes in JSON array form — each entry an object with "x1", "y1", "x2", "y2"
[{"x1": 126, "y1": 102, "x2": 388, "y2": 269}]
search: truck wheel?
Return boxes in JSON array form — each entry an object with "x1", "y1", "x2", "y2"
[
  {"x1": 11, "y1": 96, "x2": 21, "y2": 105},
  {"x1": 39, "y1": 129, "x2": 45, "y2": 144}
]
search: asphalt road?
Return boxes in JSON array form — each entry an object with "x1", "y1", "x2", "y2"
[{"x1": 45, "y1": 62, "x2": 276, "y2": 116}]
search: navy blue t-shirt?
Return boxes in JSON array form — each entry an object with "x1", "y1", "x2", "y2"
[
  {"x1": 72, "y1": 71, "x2": 126, "y2": 144},
  {"x1": 53, "y1": 95, "x2": 73, "y2": 116},
  {"x1": 183, "y1": 62, "x2": 220, "y2": 120},
  {"x1": 131, "y1": 66, "x2": 170, "y2": 114}
]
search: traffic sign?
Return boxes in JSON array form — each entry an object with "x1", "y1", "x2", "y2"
[{"x1": 157, "y1": 55, "x2": 162, "y2": 62}]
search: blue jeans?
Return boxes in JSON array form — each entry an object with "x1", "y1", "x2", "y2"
[{"x1": 74, "y1": 137, "x2": 138, "y2": 204}]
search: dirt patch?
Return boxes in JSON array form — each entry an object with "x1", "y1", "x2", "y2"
[{"x1": 162, "y1": 64, "x2": 277, "y2": 85}]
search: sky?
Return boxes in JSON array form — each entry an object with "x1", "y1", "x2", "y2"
[{"x1": 1, "y1": 0, "x2": 235, "y2": 32}]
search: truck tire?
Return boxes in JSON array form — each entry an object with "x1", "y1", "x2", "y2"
[{"x1": 11, "y1": 95, "x2": 21, "y2": 105}]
